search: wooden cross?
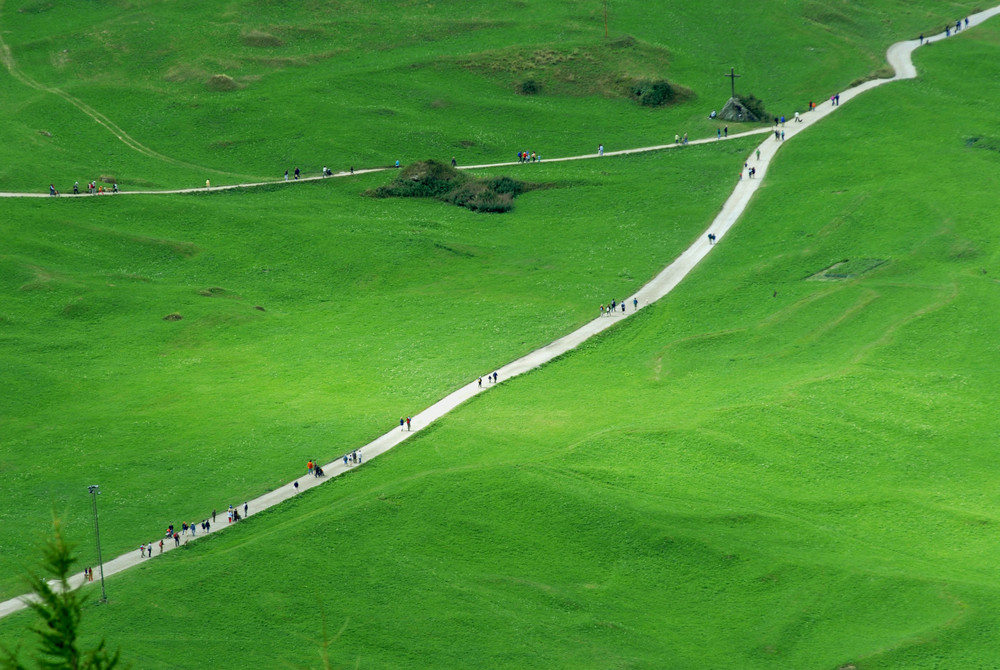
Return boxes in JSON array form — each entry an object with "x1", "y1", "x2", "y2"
[{"x1": 724, "y1": 67, "x2": 741, "y2": 99}]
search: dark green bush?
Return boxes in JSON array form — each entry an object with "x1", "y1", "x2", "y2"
[
  {"x1": 468, "y1": 191, "x2": 513, "y2": 213},
  {"x1": 371, "y1": 159, "x2": 467, "y2": 198},
  {"x1": 736, "y1": 93, "x2": 768, "y2": 120},
  {"x1": 629, "y1": 79, "x2": 674, "y2": 107},
  {"x1": 485, "y1": 176, "x2": 524, "y2": 196},
  {"x1": 517, "y1": 79, "x2": 540, "y2": 95},
  {"x1": 368, "y1": 160, "x2": 535, "y2": 213}
]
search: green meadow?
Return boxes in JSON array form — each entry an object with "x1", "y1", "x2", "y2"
[
  {"x1": 0, "y1": 0, "x2": 979, "y2": 190},
  {"x1": 0, "y1": 144, "x2": 752, "y2": 600},
  {"x1": 2, "y1": 0, "x2": 999, "y2": 668}
]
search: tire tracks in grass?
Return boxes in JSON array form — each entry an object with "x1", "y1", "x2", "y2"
[{"x1": 774, "y1": 279, "x2": 959, "y2": 400}]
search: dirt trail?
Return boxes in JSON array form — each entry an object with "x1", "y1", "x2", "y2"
[
  {"x1": 0, "y1": 0, "x2": 249, "y2": 180},
  {"x1": 3, "y1": 6, "x2": 999, "y2": 621}
]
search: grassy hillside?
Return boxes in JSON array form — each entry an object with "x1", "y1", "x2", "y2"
[
  {"x1": 0, "y1": 141, "x2": 755, "y2": 599},
  {"x1": 2, "y1": 13, "x2": 998, "y2": 670},
  {"x1": 0, "y1": 0, "x2": 981, "y2": 190}
]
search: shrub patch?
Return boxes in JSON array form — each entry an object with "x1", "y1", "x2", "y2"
[{"x1": 367, "y1": 160, "x2": 540, "y2": 213}]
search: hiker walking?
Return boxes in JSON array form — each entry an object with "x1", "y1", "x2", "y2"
[
  {"x1": 73, "y1": 181, "x2": 79, "y2": 194},
  {"x1": 406, "y1": 416, "x2": 411, "y2": 430},
  {"x1": 294, "y1": 167, "x2": 300, "y2": 180},
  {"x1": 633, "y1": 297, "x2": 638, "y2": 310},
  {"x1": 400, "y1": 417, "x2": 405, "y2": 431},
  {"x1": 140, "y1": 544, "x2": 146, "y2": 558},
  {"x1": 598, "y1": 144, "x2": 604, "y2": 156},
  {"x1": 284, "y1": 170, "x2": 289, "y2": 181}
]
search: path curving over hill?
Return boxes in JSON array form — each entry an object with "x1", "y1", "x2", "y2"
[{"x1": 3, "y1": 5, "x2": 1000, "y2": 620}]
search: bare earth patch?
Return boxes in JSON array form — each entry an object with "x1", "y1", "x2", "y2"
[
  {"x1": 808, "y1": 258, "x2": 888, "y2": 281},
  {"x1": 206, "y1": 74, "x2": 243, "y2": 92}
]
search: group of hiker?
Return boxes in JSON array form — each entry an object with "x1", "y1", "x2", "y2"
[
  {"x1": 152, "y1": 505, "x2": 245, "y2": 553},
  {"x1": 937, "y1": 17, "x2": 969, "y2": 39},
  {"x1": 50, "y1": 180, "x2": 118, "y2": 196},
  {"x1": 600, "y1": 297, "x2": 639, "y2": 316}
]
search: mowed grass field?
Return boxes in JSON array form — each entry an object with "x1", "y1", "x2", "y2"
[
  {"x1": 2, "y1": 12, "x2": 999, "y2": 670},
  {"x1": 0, "y1": 0, "x2": 981, "y2": 190}
]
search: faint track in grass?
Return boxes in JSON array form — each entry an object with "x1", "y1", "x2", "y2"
[{"x1": 0, "y1": 0, "x2": 254, "y2": 180}]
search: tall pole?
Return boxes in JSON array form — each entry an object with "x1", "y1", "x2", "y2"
[
  {"x1": 88, "y1": 485, "x2": 107, "y2": 603},
  {"x1": 725, "y1": 67, "x2": 741, "y2": 99}
]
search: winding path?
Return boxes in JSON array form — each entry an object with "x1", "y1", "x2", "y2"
[{"x1": 2, "y1": 7, "x2": 998, "y2": 620}]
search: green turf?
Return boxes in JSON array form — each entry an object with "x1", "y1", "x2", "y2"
[
  {"x1": 0, "y1": 142, "x2": 754, "y2": 600},
  {"x1": 3, "y1": 11, "x2": 999, "y2": 670},
  {"x1": 2, "y1": 0, "x2": 999, "y2": 667},
  {"x1": 0, "y1": 0, "x2": 981, "y2": 191}
]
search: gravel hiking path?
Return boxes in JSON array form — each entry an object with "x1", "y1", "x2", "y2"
[{"x1": 2, "y1": 6, "x2": 999, "y2": 619}]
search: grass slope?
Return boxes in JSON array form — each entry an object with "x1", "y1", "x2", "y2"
[
  {"x1": 0, "y1": 0, "x2": 981, "y2": 190},
  {"x1": 0, "y1": 141, "x2": 754, "y2": 599},
  {"x1": 2, "y1": 16, "x2": 999, "y2": 670}
]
